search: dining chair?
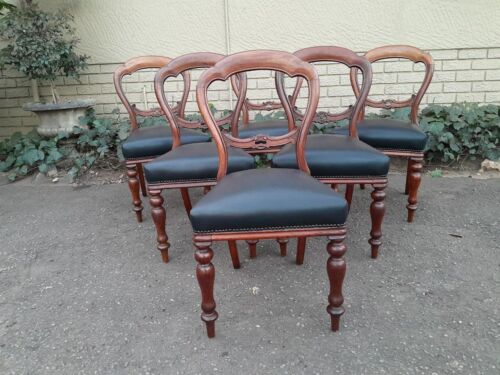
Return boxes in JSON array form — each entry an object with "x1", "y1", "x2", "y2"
[
  {"x1": 114, "y1": 56, "x2": 210, "y2": 223},
  {"x1": 272, "y1": 46, "x2": 390, "y2": 259},
  {"x1": 190, "y1": 50, "x2": 350, "y2": 338},
  {"x1": 339, "y1": 45, "x2": 434, "y2": 222},
  {"x1": 144, "y1": 52, "x2": 255, "y2": 263}
]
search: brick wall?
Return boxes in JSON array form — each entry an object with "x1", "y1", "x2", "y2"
[{"x1": 1, "y1": 47, "x2": 499, "y2": 139}]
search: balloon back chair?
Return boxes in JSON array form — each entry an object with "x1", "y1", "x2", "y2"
[
  {"x1": 144, "y1": 52, "x2": 255, "y2": 263},
  {"x1": 190, "y1": 50, "x2": 350, "y2": 338},
  {"x1": 344, "y1": 45, "x2": 434, "y2": 222},
  {"x1": 272, "y1": 46, "x2": 390, "y2": 259},
  {"x1": 114, "y1": 56, "x2": 210, "y2": 222}
]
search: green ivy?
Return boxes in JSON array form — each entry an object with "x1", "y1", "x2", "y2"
[
  {"x1": 419, "y1": 103, "x2": 499, "y2": 163},
  {"x1": 1, "y1": 103, "x2": 498, "y2": 182},
  {"x1": 0, "y1": 108, "x2": 128, "y2": 181},
  {"x1": 313, "y1": 104, "x2": 500, "y2": 163}
]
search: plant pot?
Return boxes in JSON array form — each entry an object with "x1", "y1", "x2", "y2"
[{"x1": 23, "y1": 99, "x2": 95, "y2": 137}]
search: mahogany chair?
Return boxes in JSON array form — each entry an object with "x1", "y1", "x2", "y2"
[
  {"x1": 339, "y1": 45, "x2": 434, "y2": 222},
  {"x1": 144, "y1": 52, "x2": 255, "y2": 263},
  {"x1": 114, "y1": 56, "x2": 210, "y2": 222},
  {"x1": 272, "y1": 46, "x2": 390, "y2": 259},
  {"x1": 190, "y1": 50, "x2": 350, "y2": 338}
]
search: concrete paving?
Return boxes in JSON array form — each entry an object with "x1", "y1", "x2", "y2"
[{"x1": 0, "y1": 174, "x2": 499, "y2": 374}]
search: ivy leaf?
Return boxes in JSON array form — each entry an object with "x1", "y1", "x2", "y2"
[
  {"x1": 22, "y1": 148, "x2": 43, "y2": 165},
  {"x1": 38, "y1": 163, "x2": 48, "y2": 173}
]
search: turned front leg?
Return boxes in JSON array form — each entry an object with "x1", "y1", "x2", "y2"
[
  {"x1": 369, "y1": 183, "x2": 386, "y2": 259},
  {"x1": 407, "y1": 157, "x2": 423, "y2": 223},
  {"x1": 194, "y1": 241, "x2": 218, "y2": 338},
  {"x1": 326, "y1": 235, "x2": 347, "y2": 332},
  {"x1": 126, "y1": 164, "x2": 143, "y2": 222},
  {"x1": 149, "y1": 190, "x2": 170, "y2": 263}
]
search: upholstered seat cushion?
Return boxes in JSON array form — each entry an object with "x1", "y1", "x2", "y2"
[
  {"x1": 121, "y1": 126, "x2": 210, "y2": 160},
  {"x1": 144, "y1": 143, "x2": 255, "y2": 184},
  {"x1": 189, "y1": 168, "x2": 348, "y2": 233},
  {"x1": 238, "y1": 119, "x2": 290, "y2": 138},
  {"x1": 272, "y1": 134, "x2": 390, "y2": 178},
  {"x1": 333, "y1": 119, "x2": 427, "y2": 151}
]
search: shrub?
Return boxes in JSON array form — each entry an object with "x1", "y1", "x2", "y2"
[
  {"x1": 0, "y1": 2, "x2": 88, "y2": 102},
  {"x1": 419, "y1": 103, "x2": 499, "y2": 163},
  {"x1": 0, "y1": 109, "x2": 128, "y2": 181},
  {"x1": 318, "y1": 104, "x2": 500, "y2": 164},
  {"x1": 0, "y1": 103, "x2": 498, "y2": 182}
]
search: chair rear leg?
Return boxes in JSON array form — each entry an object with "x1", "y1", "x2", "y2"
[
  {"x1": 326, "y1": 234, "x2": 347, "y2": 332},
  {"x1": 345, "y1": 184, "x2": 354, "y2": 209},
  {"x1": 180, "y1": 188, "x2": 192, "y2": 214},
  {"x1": 137, "y1": 163, "x2": 148, "y2": 197},
  {"x1": 126, "y1": 164, "x2": 143, "y2": 222},
  {"x1": 404, "y1": 158, "x2": 412, "y2": 195},
  {"x1": 407, "y1": 157, "x2": 423, "y2": 223},
  {"x1": 296, "y1": 237, "x2": 307, "y2": 265},
  {"x1": 149, "y1": 189, "x2": 170, "y2": 263},
  {"x1": 369, "y1": 183, "x2": 387, "y2": 259},
  {"x1": 247, "y1": 240, "x2": 258, "y2": 258},
  {"x1": 194, "y1": 240, "x2": 218, "y2": 338},
  {"x1": 277, "y1": 239, "x2": 288, "y2": 257},
  {"x1": 227, "y1": 240, "x2": 241, "y2": 269}
]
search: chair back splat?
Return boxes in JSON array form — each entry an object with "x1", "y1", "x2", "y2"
[
  {"x1": 284, "y1": 46, "x2": 373, "y2": 138},
  {"x1": 349, "y1": 45, "x2": 434, "y2": 124},
  {"x1": 196, "y1": 50, "x2": 320, "y2": 180},
  {"x1": 153, "y1": 52, "x2": 234, "y2": 149},
  {"x1": 114, "y1": 56, "x2": 190, "y2": 130}
]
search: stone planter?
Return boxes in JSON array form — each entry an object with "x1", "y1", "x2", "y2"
[{"x1": 23, "y1": 99, "x2": 95, "y2": 137}]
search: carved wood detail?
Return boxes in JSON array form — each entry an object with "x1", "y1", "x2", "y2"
[
  {"x1": 326, "y1": 234, "x2": 347, "y2": 332},
  {"x1": 194, "y1": 240, "x2": 218, "y2": 338},
  {"x1": 407, "y1": 157, "x2": 423, "y2": 222}
]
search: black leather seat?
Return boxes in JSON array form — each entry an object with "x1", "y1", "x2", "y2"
[
  {"x1": 272, "y1": 134, "x2": 390, "y2": 178},
  {"x1": 144, "y1": 143, "x2": 255, "y2": 184},
  {"x1": 238, "y1": 119, "x2": 290, "y2": 138},
  {"x1": 189, "y1": 168, "x2": 348, "y2": 233},
  {"x1": 122, "y1": 126, "x2": 210, "y2": 159},
  {"x1": 333, "y1": 119, "x2": 428, "y2": 152}
]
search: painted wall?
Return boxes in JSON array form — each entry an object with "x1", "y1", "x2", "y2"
[
  {"x1": 38, "y1": 0, "x2": 500, "y2": 63},
  {"x1": 1, "y1": 0, "x2": 500, "y2": 138}
]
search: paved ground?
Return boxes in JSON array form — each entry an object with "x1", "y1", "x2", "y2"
[{"x1": 0, "y1": 174, "x2": 499, "y2": 374}]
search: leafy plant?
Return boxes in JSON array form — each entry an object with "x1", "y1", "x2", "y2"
[
  {"x1": 0, "y1": 1, "x2": 88, "y2": 102},
  {"x1": 419, "y1": 103, "x2": 499, "y2": 163},
  {"x1": 0, "y1": 0, "x2": 15, "y2": 15},
  {"x1": 311, "y1": 104, "x2": 500, "y2": 164},
  {"x1": 0, "y1": 108, "x2": 127, "y2": 181},
  {"x1": 429, "y1": 169, "x2": 443, "y2": 178}
]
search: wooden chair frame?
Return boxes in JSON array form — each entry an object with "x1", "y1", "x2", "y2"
[
  {"x1": 281, "y1": 46, "x2": 387, "y2": 259},
  {"x1": 114, "y1": 56, "x2": 190, "y2": 222},
  {"x1": 149, "y1": 52, "x2": 248, "y2": 262},
  {"x1": 194, "y1": 50, "x2": 348, "y2": 338},
  {"x1": 349, "y1": 45, "x2": 434, "y2": 222}
]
